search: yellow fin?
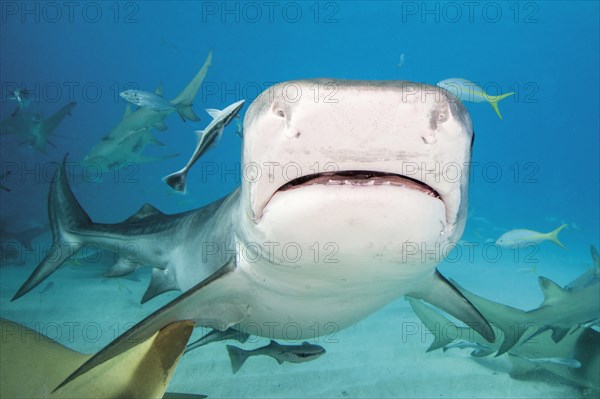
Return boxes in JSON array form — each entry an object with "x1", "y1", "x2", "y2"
[
  {"x1": 546, "y1": 224, "x2": 568, "y2": 249},
  {"x1": 487, "y1": 92, "x2": 514, "y2": 119}
]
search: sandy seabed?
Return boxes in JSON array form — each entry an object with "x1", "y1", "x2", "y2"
[{"x1": 0, "y1": 254, "x2": 588, "y2": 399}]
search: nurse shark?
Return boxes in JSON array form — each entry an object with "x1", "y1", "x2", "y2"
[{"x1": 12, "y1": 80, "x2": 493, "y2": 389}]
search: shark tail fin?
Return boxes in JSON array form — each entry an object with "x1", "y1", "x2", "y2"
[
  {"x1": 170, "y1": 50, "x2": 213, "y2": 122},
  {"x1": 162, "y1": 169, "x2": 187, "y2": 194},
  {"x1": 176, "y1": 104, "x2": 201, "y2": 122},
  {"x1": 487, "y1": 92, "x2": 514, "y2": 119},
  {"x1": 226, "y1": 345, "x2": 250, "y2": 374},
  {"x1": 546, "y1": 224, "x2": 567, "y2": 249},
  {"x1": 12, "y1": 154, "x2": 91, "y2": 301}
]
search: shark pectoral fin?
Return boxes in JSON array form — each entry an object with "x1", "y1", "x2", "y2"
[
  {"x1": 142, "y1": 267, "x2": 180, "y2": 304},
  {"x1": 407, "y1": 297, "x2": 459, "y2": 352},
  {"x1": 408, "y1": 270, "x2": 495, "y2": 343},
  {"x1": 53, "y1": 260, "x2": 242, "y2": 393}
]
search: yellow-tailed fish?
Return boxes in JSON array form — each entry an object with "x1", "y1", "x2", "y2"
[
  {"x1": 496, "y1": 224, "x2": 567, "y2": 249},
  {"x1": 437, "y1": 78, "x2": 514, "y2": 119}
]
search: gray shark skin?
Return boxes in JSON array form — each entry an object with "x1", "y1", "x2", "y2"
[
  {"x1": 226, "y1": 341, "x2": 325, "y2": 374},
  {"x1": 82, "y1": 51, "x2": 212, "y2": 173},
  {"x1": 11, "y1": 80, "x2": 495, "y2": 391},
  {"x1": 163, "y1": 99, "x2": 246, "y2": 193},
  {"x1": 0, "y1": 102, "x2": 76, "y2": 153}
]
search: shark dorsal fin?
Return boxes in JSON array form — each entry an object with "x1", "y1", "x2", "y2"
[
  {"x1": 122, "y1": 104, "x2": 133, "y2": 120},
  {"x1": 155, "y1": 82, "x2": 164, "y2": 96},
  {"x1": 539, "y1": 276, "x2": 568, "y2": 306},
  {"x1": 206, "y1": 108, "x2": 221, "y2": 119},
  {"x1": 125, "y1": 204, "x2": 164, "y2": 222},
  {"x1": 141, "y1": 268, "x2": 179, "y2": 304}
]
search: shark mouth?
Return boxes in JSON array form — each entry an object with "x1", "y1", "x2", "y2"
[{"x1": 277, "y1": 171, "x2": 441, "y2": 199}]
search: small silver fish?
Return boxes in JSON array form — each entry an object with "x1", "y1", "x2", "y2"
[{"x1": 119, "y1": 90, "x2": 176, "y2": 112}]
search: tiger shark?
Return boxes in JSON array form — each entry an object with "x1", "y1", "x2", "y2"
[
  {"x1": 82, "y1": 50, "x2": 212, "y2": 173},
  {"x1": 12, "y1": 80, "x2": 494, "y2": 390},
  {"x1": 0, "y1": 101, "x2": 76, "y2": 153}
]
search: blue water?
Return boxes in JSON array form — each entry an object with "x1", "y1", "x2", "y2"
[{"x1": 1, "y1": 2, "x2": 598, "y2": 398}]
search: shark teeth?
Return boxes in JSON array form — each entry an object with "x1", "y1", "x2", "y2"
[{"x1": 279, "y1": 171, "x2": 439, "y2": 194}]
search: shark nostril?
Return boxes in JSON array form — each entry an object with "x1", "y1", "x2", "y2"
[
  {"x1": 422, "y1": 134, "x2": 437, "y2": 145},
  {"x1": 271, "y1": 103, "x2": 286, "y2": 118}
]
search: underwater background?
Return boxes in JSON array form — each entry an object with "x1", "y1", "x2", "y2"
[{"x1": 0, "y1": 1, "x2": 599, "y2": 398}]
